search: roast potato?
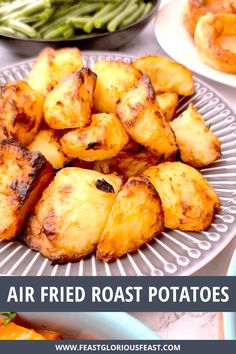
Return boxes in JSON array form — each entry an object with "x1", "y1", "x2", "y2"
[
  {"x1": 156, "y1": 92, "x2": 179, "y2": 121},
  {"x1": 133, "y1": 55, "x2": 194, "y2": 96},
  {"x1": 93, "y1": 60, "x2": 142, "y2": 114},
  {"x1": 0, "y1": 139, "x2": 54, "y2": 240},
  {"x1": 0, "y1": 81, "x2": 44, "y2": 146},
  {"x1": 96, "y1": 176, "x2": 164, "y2": 262},
  {"x1": 44, "y1": 68, "x2": 97, "y2": 130},
  {"x1": 117, "y1": 75, "x2": 178, "y2": 160},
  {"x1": 60, "y1": 113, "x2": 129, "y2": 161},
  {"x1": 171, "y1": 104, "x2": 221, "y2": 168},
  {"x1": 143, "y1": 162, "x2": 221, "y2": 231},
  {"x1": 94, "y1": 148, "x2": 162, "y2": 180},
  {"x1": 28, "y1": 129, "x2": 69, "y2": 169},
  {"x1": 23, "y1": 168, "x2": 123, "y2": 264},
  {"x1": 27, "y1": 47, "x2": 84, "y2": 96}
]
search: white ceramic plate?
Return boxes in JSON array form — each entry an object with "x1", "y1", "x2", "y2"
[
  {"x1": 0, "y1": 51, "x2": 235, "y2": 276},
  {"x1": 155, "y1": 0, "x2": 236, "y2": 88}
]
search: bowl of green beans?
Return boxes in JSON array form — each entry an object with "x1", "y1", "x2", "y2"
[{"x1": 0, "y1": 0, "x2": 160, "y2": 55}]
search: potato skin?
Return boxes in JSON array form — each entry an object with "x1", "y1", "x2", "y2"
[
  {"x1": 93, "y1": 148, "x2": 162, "y2": 181},
  {"x1": 0, "y1": 81, "x2": 44, "y2": 146},
  {"x1": 60, "y1": 113, "x2": 129, "y2": 161},
  {"x1": 156, "y1": 92, "x2": 179, "y2": 121},
  {"x1": 27, "y1": 47, "x2": 84, "y2": 96},
  {"x1": 143, "y1": 162, "x2": 221, "y2": 231},
  {"x1": 96, "y1": 176, "x2": 164, "y2": 262},
  {"x1": 93, "y1": 60, "x2": 142, "y2": 114},
  {"x1": 117, "y1": 75, "x2": 178, "y2": 160},
  {"x1": 28, "y1": 129, "x2": 69, "y2": 169},
  {"x1": 44, "y1": 68, "x2": 97, "y2": 130},
  {"x1": 23, "y1": 168, "x2": 123, "y2": 264},
  {"x1": 0, "y1": 139, "x2": 54, "y2": 240},
  {"x1": 171, "y1": 104, "x2": 221, "y2": 168},
  {"x1": 133, "y1": 55, "x2": 194, "y2": 96}
]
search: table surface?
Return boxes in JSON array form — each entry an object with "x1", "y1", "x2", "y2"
[{"x1": 0, "y1": 0, "x2": 235, "y2": 340}]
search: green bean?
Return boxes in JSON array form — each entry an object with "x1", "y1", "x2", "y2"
[
  {"x1": 94, "y1": 0, "x2": 127, "y2": 29},
  {"x1": 82, "y1": 3, "x2": 114, "y2": 33},
  {"x1": 0, "y1": 0, "x2": 153, "y2": 39},
  {"x1": 121, "y1": 2, "x2": 145, "y2": 27},
  {"x1": 43, "y1": 23, "x2": 69, "y2": 39},
  {"x1": 143, "y1": 2, "x2": 153, "y2": 17},
  {"x1": 0, "y1": 312, "x2": 16, "y2": 326},
  {"x1": 5, "y1": 19, "x2": 39, "y2": 37},
  {"x1": 0, "y1": 24, "x2": 16, "y2": 35},
  {"x1": 107, "y1": 2, "x2": 138, "y2": 32},
  {"x1": 40, "y1": 3, "x2": 103, "y2": 35},
  {"x1": 68, "y1": 16, "x2": 93, "y2": 29}
]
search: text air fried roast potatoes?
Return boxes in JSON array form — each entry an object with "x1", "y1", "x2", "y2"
[{"x1": 0, "y1": 47, "x2": 222, "y2": 264}]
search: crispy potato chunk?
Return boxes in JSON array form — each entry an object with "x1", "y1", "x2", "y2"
[
  {"x1": 94, "y1": 148, "x2": 162, "y2": 180},
  {"x1": 27, "y1": 47, "x2": 84, "y2": 96},
  {"x1": 117, "y1": 75, "x2": 178, "y2": 160},
  {"x1": 133, "y1": 55, "x2": 194, "y2": 96},
  {"x1": 44, "y1": 68, "x2": 97, "y2": 130},
  {"x1": 156, "y1": 93, "x2": 179, "y2": 121},
  {"x1": 171, "y1": 104, "x2": 221, "y2": 168},
  {"x1": 23, "y1": 168, "x2": 123, "y2": 264},
  {"x1": 0, "y1": 319, "x2": 45, "y2": 340},
  {"x1": 0, "y1": 81, "x2": 44, "y2": 146},
  {"x1": 28, "y1": 129, "x2": 69, "y2": 169},
  {"x1": 143, "y1": 162, "x2": 221, "y2": 231},
  {"x1": 60, "y1": 113, "x2": 129, "y2": 161},
  {"x1": 96, "y1": 176, "x2": 164, "y2": 262},
  {"x1": 0, "y1": 139, "x2": 54, "y2": 240},
  {"x1": 93, "y1": 60, "x2": 142, "y2": 114}
]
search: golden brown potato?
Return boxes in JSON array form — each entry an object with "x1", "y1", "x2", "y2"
[
  {"x1": 23, "y1": 168, "x2": 123, "y2": 264},
  {"x1": 94, "y1": 148, "x2": 162, "y2": 180},
  {"x1": 96, "y1": 176, "x2": 164, "y2": 262},
  {"x1": 44, "y1": 68, "x2": 97, "y2": 130},
  {"x1": 0, "y1": 81, "x2": 44, "y2": 146},
  {"x1": 143, "y1": 162, "x2": 221, "y2": 231},
  {"x1": 27, "y1": 47, "x2": 84, "y2": 96},
  {"x1": 93, "y1": 60, "x2": 142, "y2": 114},
  {"x1": 60, "y1": 113, "x2": 129, "y2": 161},
  {"x1": 0, "y1": 139, "x2": 54, "y2": 240},
  {"x1": 133, "y1": 55, "x2": 194, "y2": 96},
  {"x1": 28, "y1": 129, "x2": 69, "y2": 169},
  {"x1": 171, "y1": 104, "x2": 221, "y2": 168},
  {"x1": 117, "y1": 75, "x2": 178, "y2": 160},
  {"x1": 156, "y1": 92, "x2": 179, "y2": 121}
]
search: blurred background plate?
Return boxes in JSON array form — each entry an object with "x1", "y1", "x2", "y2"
[
  {"x1": 17, "y1": 312, "x2": 160, "y2": 339},
  {"x1": 223, "y1": 250, "x2": 236, "y2": 340},
  {"x1": 0, "y1": 51, "x2": 235, "y2": 276},
  {"x1": 154, "y1": 0, "x2": 236, "y2": 88},
  {"x1": 0, "y1": 0, "x2": 160, "y2": 56}
]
